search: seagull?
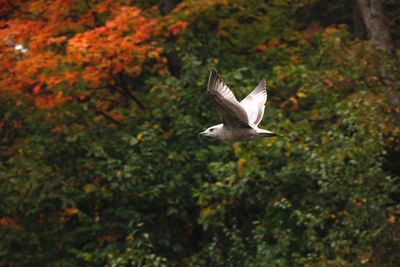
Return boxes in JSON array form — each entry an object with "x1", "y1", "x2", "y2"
[{"x1": 198, "y1": 69, "x2": 282, "y2": 142}]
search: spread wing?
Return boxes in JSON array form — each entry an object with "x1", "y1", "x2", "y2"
[
  {"x1": 207, "y1": 69, "x2": 250, "y2": 128},
  {"x1": 240, "y1": 79, "x2": 267, "y2": 126}
]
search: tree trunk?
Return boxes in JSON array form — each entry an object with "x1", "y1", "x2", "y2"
[
  {"x1": 352, "y1": 1, "x2": 367, "y2": 40},
  {"x1": 355, "y1": 0, "x2": 395, "y2": 52},
  {"x1": 162, "y1": 0, "x2": 182, "y2": 77}
]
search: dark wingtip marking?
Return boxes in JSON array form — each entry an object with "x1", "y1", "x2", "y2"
[
  {"x1": 210, "y1": 68, "x2": 219, "y2": 80},
  {"x1": 208, "y1": 68, "x2": 224, "y2": 92},
  {"x1": 210, "y1": 69, "x2": 221, "y2": 82}
]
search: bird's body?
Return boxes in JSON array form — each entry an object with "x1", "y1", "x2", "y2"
[
  {"x1": 203, "y1": 124, "x2": 278, "y2": 142},
  {"x1": 199, "y1": 69, "x2": 281, "y2": 142}
]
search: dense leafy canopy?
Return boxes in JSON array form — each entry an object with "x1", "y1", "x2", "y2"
[{"x1": 1, "y1": 0, "x2": 399, "y2": 266}]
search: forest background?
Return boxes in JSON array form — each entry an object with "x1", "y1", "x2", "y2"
[{"x1": 1, "y1": 0, "x2": 400, "y2": 266}]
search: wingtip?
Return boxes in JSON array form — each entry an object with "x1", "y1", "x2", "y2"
[
  {"x1": 250, "y1": 79, "x2": 267, "y2": 96},
  {"x1": 211, "y1": 68, "x2": 219, "y2": 74},
  {"x1": 209, "y1": 68, "x2": 219, "y2": 80},
  {"x1": 208, "y1": 68, "x2": 221, "y2": 92},
  {"x1": 209, "y1": 68, "x2": 223, "y2": 86}
]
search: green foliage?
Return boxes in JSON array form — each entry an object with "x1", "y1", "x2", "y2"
[{"x1": 1, "y1": 1, "x2": 400, "y2": 266}]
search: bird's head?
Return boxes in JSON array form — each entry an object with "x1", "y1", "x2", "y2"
[{"x1": 198, "y1": 125, "x2": 222, "y2": 139}]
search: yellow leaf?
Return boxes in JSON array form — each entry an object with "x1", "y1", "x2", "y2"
[
  {"x1": 126, "y1": 234, "x2": 135, "y2": 242},
  {"x1": 296, "y1": 92, "x2": 307, "y2": 98},
  {"x1": 238, "y1": 158, "x2": 246, "y2": 167},
  {"x1": 83, "y1": 184, "x2": 95, "y2": 194},
  {"x1": 336, "y1": 153, "x2": 345, "y2": 162},
  {"x1": 201, "y1": 207, "x2": 211, "y2": 216},
  {"x1": 65, "y1": 207, "x2": 79, "y2": 216},
  {"x1": 289, "y1": 97, "x2": 298, "y2": 109},
  {"x1": 82, "y1": 252, "x2": 93, "y2": 261},
  {"x1": 321, "y1": 137, "x2": 329, "y2": 145},
  {"x1": 233, "y1": 144, "x2": 241, "y2": 154}
]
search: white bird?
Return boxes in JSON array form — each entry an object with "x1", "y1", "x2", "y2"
[{"x1": 198, "y1": 69, "x2": 282, "y2": 142}]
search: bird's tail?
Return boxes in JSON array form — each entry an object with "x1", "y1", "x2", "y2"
[{"x1": 259, "y1": 130, "x2": 283, "y2": 137}]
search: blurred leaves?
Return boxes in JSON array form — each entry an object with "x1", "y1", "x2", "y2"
[{"x1": 1, "y1": 0, "x2": 400, "y2": 267}]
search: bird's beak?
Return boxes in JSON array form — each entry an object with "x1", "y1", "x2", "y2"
[
  {"x1": 198, "y1": 131, "x2": 212, "y2": 139},
  {"x1": 198, "y1": 131, "x2": 206, "y2": 138}
]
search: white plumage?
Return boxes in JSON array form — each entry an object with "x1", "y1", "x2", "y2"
[
  {"x1": 199, "y1": 69, "x2": 281, "y2": 142},
  {"x1": 240, "y1": 79, "x2": 267, "y2": 126}
]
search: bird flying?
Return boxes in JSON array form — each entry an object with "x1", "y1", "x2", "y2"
[{"x1": 198, "y1": 69, "x2": 282, "y2": 142}]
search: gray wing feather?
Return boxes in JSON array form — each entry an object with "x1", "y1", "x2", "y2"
[
  {"x1": 207, "y1": 69, "x2": 250, "y2": 128},
  {"x1": 240, "y1": 79, "x2": 267, "y2": 126}
]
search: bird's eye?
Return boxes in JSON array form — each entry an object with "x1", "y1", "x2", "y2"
[{"x1": 209, "y1": 128, "x2": 214, "y2": 132}]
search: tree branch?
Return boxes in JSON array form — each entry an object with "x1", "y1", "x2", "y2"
[
  {"x1": 356, "y1": 0, "x2": 395, "y2": 52},
  {"x1": 94, "y1": 110, "x2": 121, "y2": 125},
  {"x1": 111, "y1": 83, "x2": 146, "y2": 111}
]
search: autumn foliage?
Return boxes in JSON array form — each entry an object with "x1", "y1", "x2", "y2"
[
  {"x1": 0, "y1": 0, "x2": 187, "y2": 110},
  {"x1": 1, "y1": 1, "x2": 399, "y2": 266}
]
